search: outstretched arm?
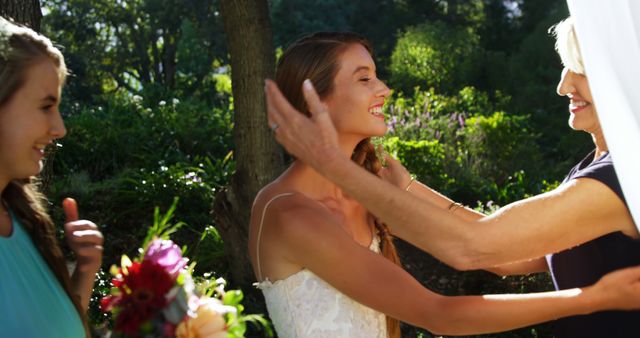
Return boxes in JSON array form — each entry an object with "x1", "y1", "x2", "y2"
[
  {"x1": 265, "y1": 79, "x2": 637, "y2": 270},
  {"x1": 379, "y1": 155, "x2": 485, "y2": 222},
  {"x1": 264, "y1": 194, "x2": 640, "y2": 336},
  {"x1": 380, "y1": 156, "x2": 549, "y2": 275}
]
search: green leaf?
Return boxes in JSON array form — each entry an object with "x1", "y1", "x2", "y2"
[{"x1": 222, "y1": 290, "x2": 244, "y2": 306}]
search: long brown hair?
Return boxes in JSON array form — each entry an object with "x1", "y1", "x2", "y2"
[
  {"x1": 276, "y1": 32, "x2": 401, "y2": 338},
  {"x1": 0, "y1": 16, "x2": 90, "y2": 336}
]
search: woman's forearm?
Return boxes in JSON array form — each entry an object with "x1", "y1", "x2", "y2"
[
  {"x1": 322, "y1": 155, "x2": 628, "y2": 270},
  {"x1": 71, "y1": 268, "x2": 98, "y2": 310},
  {"x1": 406, "y1": 181, "x2": 549, "y2": 275},
  {"x1": 426, "y1": 287, "x2": 598, "y2": 336},
  {"x1": 408, "y1": 179, "x2": 485, "y2": 221}
]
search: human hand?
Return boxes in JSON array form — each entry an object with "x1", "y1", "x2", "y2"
[
  {"x1": 63, "y1": 198, "x2": 103, "y2": 273},
  {"x1": 590, "y1": 265, "x2": 640, "y2": 311},
  {"x1": 378, "y1": 154, "x2": 413, "y2": 190},
  {"x1": 265, "y1": 79, "x2": 346, "y2": 173}
]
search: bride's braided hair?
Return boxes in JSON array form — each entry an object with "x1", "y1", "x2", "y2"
[
  {"x1": 351, "y1": 138, "x2": 402, "y2": 288},
  {"x1": 276, "y1": 31, "x2": 401, "y2": 338}
]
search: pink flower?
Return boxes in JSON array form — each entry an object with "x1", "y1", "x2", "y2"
[{"x1": 144, "y1": 239, "x2": 188, "y2": 277}]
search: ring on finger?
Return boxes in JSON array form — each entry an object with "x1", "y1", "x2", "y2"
[{"x1": 270, "y1": 122, "x2": 279, "y2": 132}]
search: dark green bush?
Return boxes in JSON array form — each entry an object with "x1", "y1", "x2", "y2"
[
  {"x1": 390, "y1": 22, "x2": 483, "y2": 94},
  {"x1": 48, "y1": 90, "x2": 234, "y2": 272},
  {"x1": 55, "y1": 92, "x2": 232, "y2": 180},
  {"x1": 384, "y1": 137, "x2": 453, "y2": 192}
]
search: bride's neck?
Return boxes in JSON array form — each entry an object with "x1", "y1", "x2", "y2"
[
  {"x1": 290, "y1": 161, "x2": 345, "y2": 200},
  {"x1": 288, "y1": 135, "x2": 363, "y2": 200}
]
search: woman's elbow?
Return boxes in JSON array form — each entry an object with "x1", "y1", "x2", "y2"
[
  {"x1": 437, "y1": 228, "x2": 495, "y2": 271},
  {"x1": 441, "y1": 248, "x2": 486, "y2": 271}
]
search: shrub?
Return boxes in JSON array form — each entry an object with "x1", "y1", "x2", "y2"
[
  {"x1": 390, "y1": 22, "x2": 483, "y2": 94},
  {"x1": 383, "y1": 87, "x2": 548, "y2": 206},
  {"x1": 47, "y1": 90, "x2": 235, "y2": 276}
]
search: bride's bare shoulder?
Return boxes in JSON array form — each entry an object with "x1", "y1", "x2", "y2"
[
  {"x1": 252, "y1": 180, "x2": 321, "y2": 219},
  {"x1": 249, "y1": 180, "x2": 340, "y2": 260}
]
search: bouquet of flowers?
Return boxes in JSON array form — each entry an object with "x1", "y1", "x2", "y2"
[{"x1": 101, "y1": 200, "x2": 270, "y2": 337}]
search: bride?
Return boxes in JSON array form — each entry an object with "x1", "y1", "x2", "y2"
[{"x1": 249, "y1": 32, "x2": 640, "y2": 338}]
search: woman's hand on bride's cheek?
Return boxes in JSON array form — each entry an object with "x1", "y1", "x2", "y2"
[
  {"x1": 379, "y1": 155, "x2": 412, "y2": 190},
  {"x1": 265, "y1": 79, "x2": 343, "y2": 169}
]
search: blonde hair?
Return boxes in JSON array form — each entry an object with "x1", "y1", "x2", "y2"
[{"x1": 551, "y1": 17, "x2": 585, "y2": 75}]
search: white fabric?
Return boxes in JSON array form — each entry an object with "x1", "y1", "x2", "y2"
[
  {"x1": 256, "y1": 236, "x2": 387, "y2": 338},
  {"x1": 567, "y1": 0, "x2": 640, "y2": 231},
  {"x1": 254, "y1": 193, "x2": 387, "y2": 338}
]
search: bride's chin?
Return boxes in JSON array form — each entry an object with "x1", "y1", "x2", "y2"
[
  {"x1": 367, "y1": 127, "x2": 388, "y2": 138},
  {"x1": 373, "y1": 129, "x2": 388, "y2": 137}
]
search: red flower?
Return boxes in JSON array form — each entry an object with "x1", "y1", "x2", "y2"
[
  {"x1": 108, "y1": 260, "x2": 176, "y2": 335},
  {"x1": 100, "y1": 295, "x2": 118, "y2": 312}
]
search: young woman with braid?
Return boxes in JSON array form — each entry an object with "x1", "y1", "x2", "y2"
[
  {"x1": 0, "y1": 17, "x2": 103, "y2": 337},
  {"x1": 250, "y1": 32, "x2": 640, "y2": 338}
]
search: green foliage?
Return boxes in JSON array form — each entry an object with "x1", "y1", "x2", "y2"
[
  {"x1": 42, "y1": 0, "x2": 226, "y2": 102},
  {"x1": 270, "y1": 0, "x2": 493, "y2": 80},
  {"x1": 390, "y1": 21, "x2": 483, "y2": 94},
  {"x1": 384, "y1": 86, "x2": 549, "y2": 205},
  {"x1": 55, "y1": 91, "x2": 232, "y2": 180},
  {"x1": 191, "y1": 226, "x2": 226, "y2": 275},
  {"x1": 462, "y1": 111, "x2": 541, "y2": 184},
  {"x1": 270, "y1": 0, "x2": 355, "y2": 47},
  {"x1": 222, "y1": 289, "x2": 274, "y2": 337},
  {"x1": 385, "y1": 137, "x2": 451, "y2": 190},
  {"x1": 387, "y1": 86, "x2": 510, "y2": 137},
  {"x1": 47, "y1": 91, "x2": 234, "y2": 278},
  {"x1": 141, "y1": 197, "x2": 184, "y2": 253}
]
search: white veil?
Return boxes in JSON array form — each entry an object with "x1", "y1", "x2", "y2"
[{"x1": 568, "y1": 1, "x2": 640, "y2": 231}]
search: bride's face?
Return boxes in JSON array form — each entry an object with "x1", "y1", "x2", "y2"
[{"x1": 322, "y1": 43, "x2": 391, "y2": 139}]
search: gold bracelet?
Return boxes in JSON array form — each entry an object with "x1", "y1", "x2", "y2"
[
  {"x1": 447, "y1": 202, "x2": 464, "y2": 212},
  {"x1": 405, "y1": 177, "x2": 415, "y2": 191}
]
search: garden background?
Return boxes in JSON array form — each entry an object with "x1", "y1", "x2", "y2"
[{"x1": 3, "y1": 0, "x2": 592, "y2": 337}]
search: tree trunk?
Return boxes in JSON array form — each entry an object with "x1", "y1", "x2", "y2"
[
  {"x1": 214, "y1": 0, "x2": 283, "y2": 288},
  {"x1": 162, "y1": 30, "x2": 178, "y2": 89},
  {"x1": 0, "y1": 0, "x2": 42, "y2": 31}
]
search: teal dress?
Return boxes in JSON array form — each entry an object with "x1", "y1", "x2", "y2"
[{"x1": 0, "y1": 211, "x2": 85, "y2": 338}]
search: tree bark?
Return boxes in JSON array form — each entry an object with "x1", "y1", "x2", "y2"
[
  {"x1": 162, "y1": 30, "x2": 178, "y2": 89},
  {"x1": 214, "y1": 0, "x2": 284, "y2": 288},
  {"x1": 0, "y1": 0, "x2": 42, "y2": 31}
]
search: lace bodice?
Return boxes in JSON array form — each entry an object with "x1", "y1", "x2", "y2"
[{"x1": 254, "y1": 193, "x2": 387, "y2": 338}]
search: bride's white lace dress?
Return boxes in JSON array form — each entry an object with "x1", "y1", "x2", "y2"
[{"x1": 255, "y1": 193, "x2": 388, "y2": 338}]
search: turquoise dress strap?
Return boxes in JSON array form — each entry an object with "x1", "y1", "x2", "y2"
[{"x1": 0, "y1": 211, "x2": 85, "y2": 338}]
